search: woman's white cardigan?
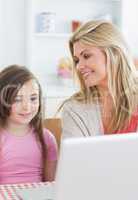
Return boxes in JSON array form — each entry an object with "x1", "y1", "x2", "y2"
[{"x1": 61, "y1": 99, "x2": 104, "y2": 138}]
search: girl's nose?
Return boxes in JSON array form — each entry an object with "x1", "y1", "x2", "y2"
[{"x1": 22, "y1": 100, "x2": 31, "y2": 111}]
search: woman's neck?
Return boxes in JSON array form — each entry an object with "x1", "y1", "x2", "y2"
[
  {"x1": 97, "y1": 88, "x2": 114, "y2": 133},
  {"x1": 98, "y1": 85, "x2": 109, "y2": 97}
]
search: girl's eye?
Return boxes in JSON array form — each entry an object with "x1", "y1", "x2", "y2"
[
  {"x1": 30, "y1": 97, "x2": 38, "y2": 102},
  {"x1": 14, "y1": 98, "x2": 22, "y2": 103}
]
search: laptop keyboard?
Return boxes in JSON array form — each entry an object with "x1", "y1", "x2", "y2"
[{"x1": 16, "y1": 183, "x2": 55, "y2": 200}]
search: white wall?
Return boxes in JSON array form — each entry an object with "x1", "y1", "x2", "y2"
[
  {"x1": 122, "y1": 0, "x2": 138, "y2": 57},
  {"x1": 26, "y1": 0, "x2": 121, "y2": 83},
  {"x1": 1, "y1": 0, "x2": 138, "y2": 71},
  {"x1": 0, "y1": 1, "x2": 3, "y2": 68},
  {"x1": 0, "y1": 0, "x2": 25, "y2": 70}
]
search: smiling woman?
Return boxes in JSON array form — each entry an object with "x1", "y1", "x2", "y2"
[
  {"x1": 0, "y1": 65, "x2": 58, "y2": 184},
  {"x1": 61, "y1": 20, "x2": 138, "y2": 138},
  {"x1": 73, "y1": 42, "x2": 107, "y2": 89}
]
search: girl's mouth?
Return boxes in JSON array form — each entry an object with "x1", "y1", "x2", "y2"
[{"x1": 19, "y1": 113, "x2": 31, "y2": 117}]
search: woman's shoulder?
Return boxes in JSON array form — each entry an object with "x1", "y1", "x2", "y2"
[
  {"x1": 63, "y1": 98, "x2": 79, "y2": 108},
  {"x1": 62, "y1": 99, "x2": 83, "y2": 114},
  {"x1": 62, "y1": 98, "x2": 98, "y2": 113}
]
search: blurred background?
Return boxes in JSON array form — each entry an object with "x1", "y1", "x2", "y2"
[{"x1": 0, "y1": 0, "x2": 138, "y2": 117}]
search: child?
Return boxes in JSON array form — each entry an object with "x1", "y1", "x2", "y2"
[{"x1": 0, "y1": 65, "x2": 58, "y2": 184}]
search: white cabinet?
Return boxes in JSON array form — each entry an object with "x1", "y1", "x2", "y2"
[
  {"x1": 25, "y1": 0, "x2": 122, "y2": 82},
  {"x1": 42, "y1": 85, "x2": 76, "y2": 117},
  {"x1": 44, "y1": 97, "x2": 65, "y2": 118}
]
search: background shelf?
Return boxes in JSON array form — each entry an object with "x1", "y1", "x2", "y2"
[{"x1": 34, "y1": 32, "x2": 71, "y2": 38}]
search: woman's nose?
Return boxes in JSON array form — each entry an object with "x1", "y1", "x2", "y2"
[{"x1": 76, "y1": 60, "x2": 85, "y2": 71}]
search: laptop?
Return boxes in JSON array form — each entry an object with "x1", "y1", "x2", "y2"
[
  {"x1": 16, "y1": 183, "x2": 55, "y2": 200},
  {"x1": 55, "y1": 133, "x2": 138, "y2": 200}
]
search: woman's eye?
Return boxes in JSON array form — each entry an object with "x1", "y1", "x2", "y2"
[
  {"x1": 74, "y1": 59, "x2": 79, "y2": 65},
  {"x1": 83, "y1": 54, "x2": 90, "y2": 59}
]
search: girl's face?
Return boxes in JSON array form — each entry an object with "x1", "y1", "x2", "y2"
[
  {"x1": 73, "y1": 41, "x2": 108, "y2": 89},
  {"x1": 8, "y1": 79, "x2": 40, "y2": 126}
]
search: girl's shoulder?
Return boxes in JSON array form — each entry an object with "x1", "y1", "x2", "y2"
[{"x1": 42, "y1": 128, "x2": 57, "y2": 146}]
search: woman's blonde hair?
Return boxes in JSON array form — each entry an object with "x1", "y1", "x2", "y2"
[{"x1": 69, "y1": 20, "x2": 138, "y2": 133}]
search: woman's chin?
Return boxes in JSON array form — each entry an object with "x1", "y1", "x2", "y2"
[
  {"x1": 85, "y1": 80, "x2": 97, "y2": 88},
  {"x1": 84, "y1": 77, "x2": 108, "y2": 89}
]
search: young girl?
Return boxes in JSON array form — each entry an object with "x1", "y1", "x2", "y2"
[{"x1": 0, "y1": 65, "x2": 58, "y2": 184}]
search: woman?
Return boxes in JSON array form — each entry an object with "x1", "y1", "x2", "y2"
[{"x1": 61, "y1": 20, "x2": 138, "y2": 138}]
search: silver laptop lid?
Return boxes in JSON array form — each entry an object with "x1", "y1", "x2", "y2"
[{"x1": 55, "y1": 133, "x2": 138, "y2": 200}]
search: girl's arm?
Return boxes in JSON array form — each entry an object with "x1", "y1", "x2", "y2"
[
  {"x1": 43, "y1": 129, "x2": 58, "y2": 182},
  {"x1": 44, "y1": 160, "x2": 57, "y2": 182}
]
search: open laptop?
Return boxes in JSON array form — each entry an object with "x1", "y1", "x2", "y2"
[
  {"x1": 16, "y1": 183, "x2": 55, "y2": 200},
  {"x1": 55, "y1": 133, "x2": 138, "y2": 200}
]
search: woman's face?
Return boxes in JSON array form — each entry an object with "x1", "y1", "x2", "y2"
[{"x1": 73, "y1": 41, "x2": 108, "y2": 89}]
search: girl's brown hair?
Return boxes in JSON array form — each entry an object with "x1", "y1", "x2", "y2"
[{"x1": 0, "y1": 64, "x2": 47, "y2": 179}]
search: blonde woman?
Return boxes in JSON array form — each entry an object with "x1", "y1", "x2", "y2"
[{"x1": 61, "y1": 20, "x2": 138, "y2": 138}]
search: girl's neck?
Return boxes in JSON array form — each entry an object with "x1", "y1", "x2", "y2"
[{"x1": 4, "y1": 122, "x2": 30, "y2": 137}]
